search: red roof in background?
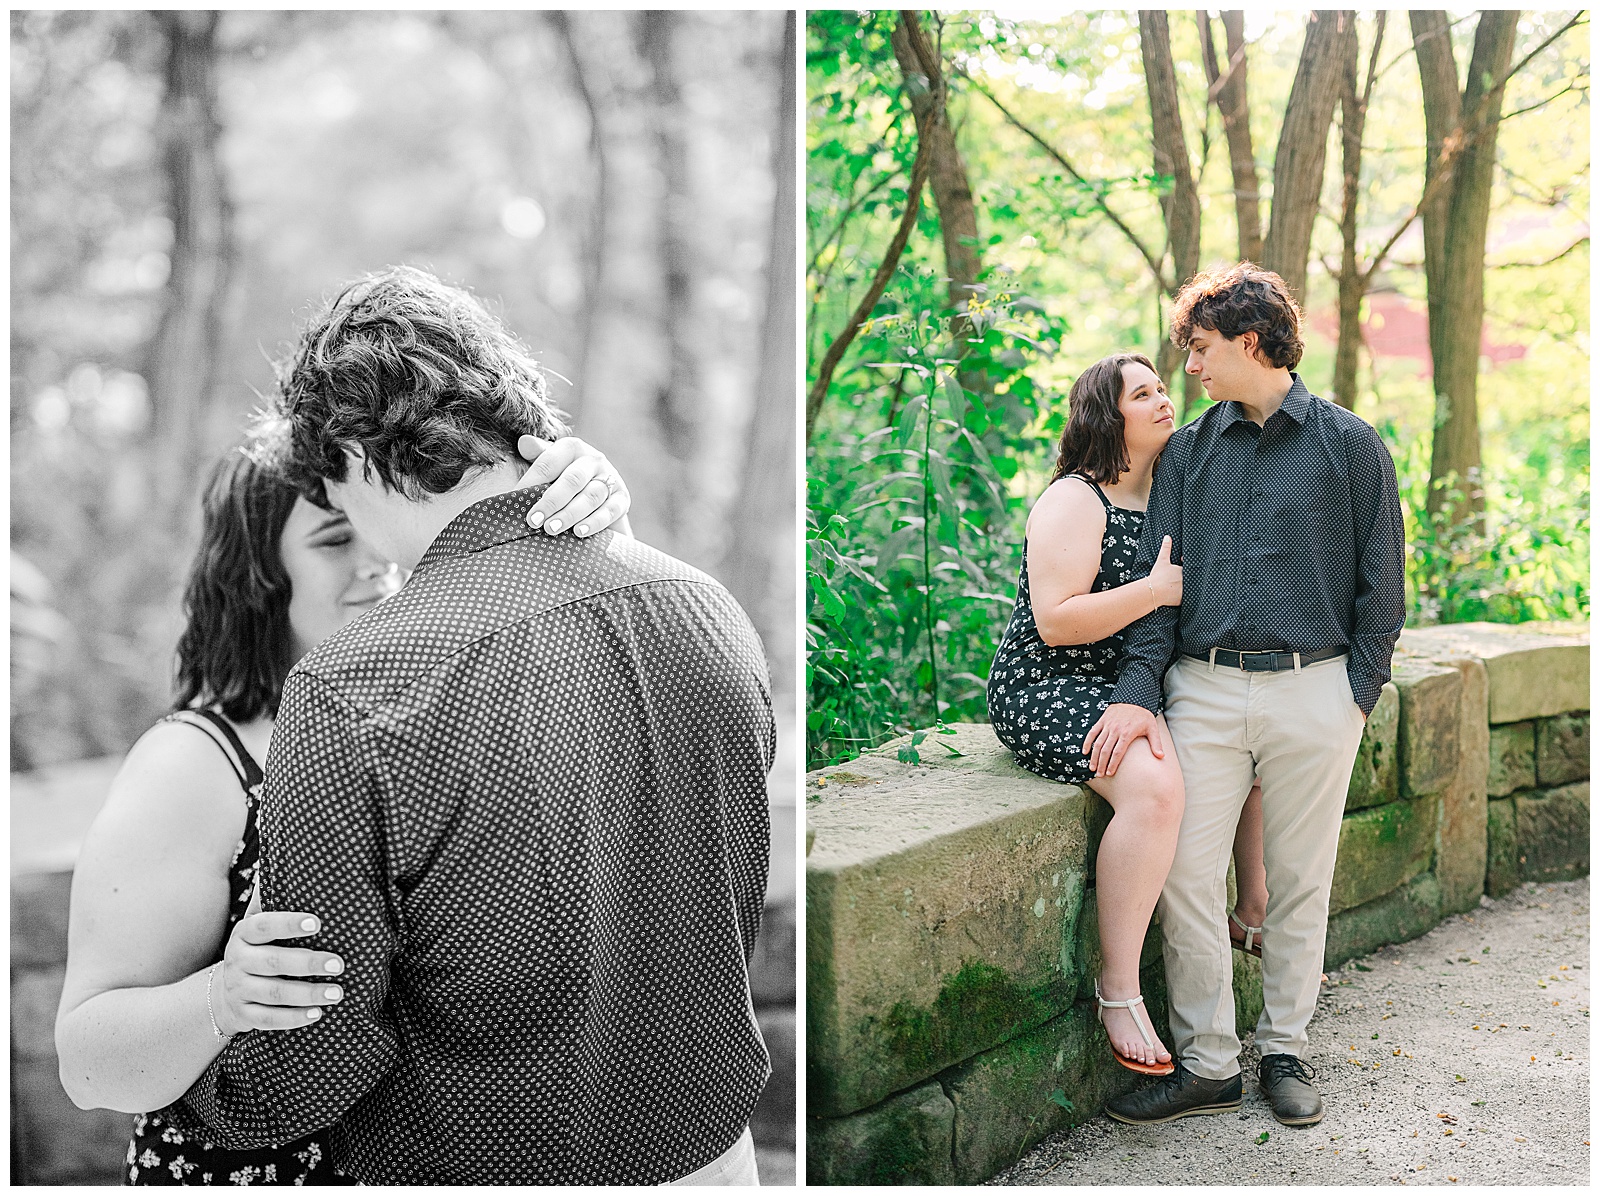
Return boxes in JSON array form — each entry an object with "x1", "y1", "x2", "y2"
[{"x1": 1308, "y1": 290, "x2": 1527, "y2": 379}]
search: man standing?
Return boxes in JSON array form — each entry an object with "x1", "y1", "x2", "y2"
[
  {"x1": 182, "y1": 267, "x2": 773, "y2": 1183},
  {"x1": 1084, "y1": 263, "x2": 1405, "y2": 1127}
]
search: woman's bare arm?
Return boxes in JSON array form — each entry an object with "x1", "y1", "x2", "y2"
[
  {"x1": 55, "y1": 723, "x2": 247, "y2": 1113},
  {"x1": 1027, "y1": 478, "x2": 1175, "y2": 646}
]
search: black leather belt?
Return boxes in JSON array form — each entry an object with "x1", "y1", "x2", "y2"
[{"x1": 1182, "y1": 646, "x2": 1346, "y2": 672}]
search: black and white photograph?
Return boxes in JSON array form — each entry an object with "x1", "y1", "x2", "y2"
[{"x1": 12, "y1": 9, "x2": 797, "y2": 1186}]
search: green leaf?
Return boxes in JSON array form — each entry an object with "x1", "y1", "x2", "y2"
[
  {"x1": 1048, "y1": 1089, "x2": 1075, "y2": 1111},
  {"x1": 1254, "y1": 1131, "x2": 1269, "y2": 1145}
]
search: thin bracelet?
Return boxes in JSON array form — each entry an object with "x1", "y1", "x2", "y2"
[
  {"x1": 1146, "y1": 577, "x2": 1156, "y2": 602},
  {"x1": 206, "y1": 962, "x2": 233, "y2": 1041}
]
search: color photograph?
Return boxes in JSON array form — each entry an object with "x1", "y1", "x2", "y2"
[{"x1": 805, "y1": 10, "x2": 1588, "y2": 1185}]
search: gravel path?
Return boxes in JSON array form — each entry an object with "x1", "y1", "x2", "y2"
[{"x1": 989, "y1": 878, "x2": 1589, "y2": 1186}]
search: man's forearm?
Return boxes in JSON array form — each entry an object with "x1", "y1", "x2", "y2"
[{"x1": 1109, "y1": 605, "x2": 1178, "y2": 713}]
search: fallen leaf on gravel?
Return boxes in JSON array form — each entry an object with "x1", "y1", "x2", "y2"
[
  {"x1": 1437, "y1": 1113, "x2": 1457, "y2": 1124},
  {"x1": 1530, "y1": 1055, "x2": 1537, "y2": 1062},
  {"x1": 1393, "y1": 1048, "x2": 1402, "y2": 1056},
  {"x1": 1448, "y1": 1176, "x2": 1458, "y2": 1182},
  {"x1": 1515, "y1": 1137, "x2": 1526, "y2": 1142},
  {"x1": 1254, "y1": 1132, "x2": 1269, "y2": 1145},
  {"x1": 1454, "y1": 1074, "x2": 1465, "y2": 1082}
]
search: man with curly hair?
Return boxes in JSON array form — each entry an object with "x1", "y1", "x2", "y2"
[
  {"x1": 181, "y1": 267, "x2": 773, "y2": 1184},
  {"x1": 1084, "y1": 262, "x2": 1405, "y2": 1129}
]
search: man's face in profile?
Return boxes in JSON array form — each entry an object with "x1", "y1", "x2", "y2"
[{"x1": 322, "y1": 449, "x2": 418, "y2": 572}]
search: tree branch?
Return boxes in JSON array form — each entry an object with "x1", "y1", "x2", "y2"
[
  {"x1": 955, "y1": 63, "x2": 1168, "y2": 289},
  {"x1": 806, "y1": 112, "x2": 934, "y2": 442},
  {"x1": 1501, "y1": 78, "x2": 1589, "y2": 121},
  {"x1": 1361, "y1": 10, "x2": 1586, "y2": 288},
  {"x1": 1488, "y1": 236, "x2": 1590, "y2": 268}
]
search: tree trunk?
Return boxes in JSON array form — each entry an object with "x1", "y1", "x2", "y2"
[
  {"x1": 1332, "y1": 14, "x2": 1385, "y2": 409},
  {"x1": 1205, "y1": 11, "x2": 1263, "y2": 262},
  {"x1": 147, "y1": 10, "x2": 231, "y2": 517},
  {"x1": 1260, "y1": 11, "x2": 1355, "y2": 306},
  {"x1": 1421, "y1": 10, "x2": 1519, "y2": 525},
  {"x1": 891, "y1": 11, "x2": 981, "y2": 320},
  {"x1": 1139, "y1": 10, "x2": 1202, "y2": 395},
  {"x1": 639, "y1": 11, "x2": 706, "y2": 555},
  {"x1": 1410, "y1": 10, "x2": 1463, "y2": 383},
  {"x1": 723, "y1": 11, "x2": 795, "y2": 693}
]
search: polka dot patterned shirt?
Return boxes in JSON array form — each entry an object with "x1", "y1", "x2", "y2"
[
  {"x1": 181, "y1": 489, "x2": 774, "y2": 1185},
  {"x1": 1108, "y1": 374, "x2": 1406, "y2": 716}
]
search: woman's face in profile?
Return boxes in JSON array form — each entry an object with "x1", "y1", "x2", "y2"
[
  {"x1": 279, "y1": 497, "x2": 401, "y2": 661},
  {"x1": 1118, "y1": 361, "x2": 1176, "y2": 455}
]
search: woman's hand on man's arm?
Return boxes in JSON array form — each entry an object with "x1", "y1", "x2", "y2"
[{"x1": 515, "y1": 435, "x2": 632, "y2": 538}]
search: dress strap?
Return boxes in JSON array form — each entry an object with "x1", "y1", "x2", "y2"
[
  {"x1": 165, "y1": 709, "x2": 265, "y2": 792},
  {"x1": 1067, "y1": 474, "x2": 1114, "y2": 511}
]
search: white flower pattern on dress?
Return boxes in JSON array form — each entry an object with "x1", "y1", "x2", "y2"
[{"x1": 988, "y1": 476, "x2": 1144, "y2": 784}]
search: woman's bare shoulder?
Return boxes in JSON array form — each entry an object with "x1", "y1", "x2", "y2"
[
  {"x1": 1030, "y1": 475, "x2": 1108, "y2": 531},
  {"x1": 93, "y1": 718, "x2": 251, "y2": 849}
]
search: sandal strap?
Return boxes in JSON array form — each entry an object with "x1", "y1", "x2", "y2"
[
  {"x1": 1095, "y1": 980, "x2": 1157, "y2": 1050},
  {"x1": 1230, "y1": 910, "x2": 1264, "y2": 952}
]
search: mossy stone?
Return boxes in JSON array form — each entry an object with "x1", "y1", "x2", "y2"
[
  {"x1": 1329, "y1": 795, "x2": 1439, "y2": 917},
  {"x1": 1324, "y1": 872, "x2": 1444, "y2": 970},
  {"x1": 1485, "y1": 798, "x2": 1519, "y2": 898},
  {"x1": 1534, "y1": 713, "x2": 1590, "y2": 788},
  {"x1": 1487, "y1": 722, "x2": 1536, "y2": 797},
  {"x1": 805, "y1": 1081, "x2": 955, "y2": 1186},
  {"x1": 1345, "y1": 682, "x2": 1400, "y2": 810},
  {"x1": 1515, "y1": 782, "x2": 1590, "y2": 882}
]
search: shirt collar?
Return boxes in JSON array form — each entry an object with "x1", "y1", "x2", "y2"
[
  {"x1": 1215, "y1": 372, "x2": 1312, "y2": 429},
  {"x1": 414, "y1": 488, "x2": 542, "y2": 571}
]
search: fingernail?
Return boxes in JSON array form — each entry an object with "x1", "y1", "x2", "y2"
[
  {"x1": 301, "y1": 918, "x2": 319, "y2": 933},
  {"x1": 576, "y1": 524, "x2": 588, "y2": 536},
  {"x1": 325, "y1": 986, "x2": 343, "y2": 1002},
  {"x1": 307, "y1": 1008, "x2": 322, "y2": 1020},
  {"x1": 528, "y1": 511, "x2": 545, "y2": 528},
  {"x1": 546, "y1": 519, "x2": 562, "y2": 534},
  {"x1": 325, "y1": 959, "x2": 343, "y2": 974}
]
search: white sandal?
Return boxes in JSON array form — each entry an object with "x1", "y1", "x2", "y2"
[
  {"x1": 1229, "y1": 910, "x2": 1264, "y2": 958},
  {"x1": 1095, "y1": 977, "x2": 1174, "y2": 1075}
]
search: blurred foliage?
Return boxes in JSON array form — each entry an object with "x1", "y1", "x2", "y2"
[
  {"x1": 11, "y1": 10, "x2": 791, "y2": 769},
  {"x1": 805, "y1": 10, "x2": 1589, "y2": 768}
]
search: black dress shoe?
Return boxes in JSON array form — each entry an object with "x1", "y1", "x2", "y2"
[
  {"x1": 1104, "y1": 1061, "x2": 1243, "y2": 1125},
  {"x1": 1258, "y1": 1054, "x2": 1324, "y2": 1125}
]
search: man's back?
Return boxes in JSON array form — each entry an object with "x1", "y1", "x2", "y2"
[{"x1": 186, "y1": 490, "x2": 773, "y2": 1184}]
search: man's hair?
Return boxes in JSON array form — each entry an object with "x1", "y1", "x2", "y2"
[
  {"x1": 1170, "y1": 262, "x2": 1304, "y2": 371},
  {"x1": 1049, "y1": 352, "x2": 1157, "y2": 486},
  {"x1": 173, "y1": 447, "x2": 300, "y2": 721},
  {"x1": 262, "y1": 266, "x2": 569, "y2": 503}
]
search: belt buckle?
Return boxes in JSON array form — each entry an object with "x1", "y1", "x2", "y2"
[{"x1": 1239, "y1": 651, "x2": 1277, "y2": 673}]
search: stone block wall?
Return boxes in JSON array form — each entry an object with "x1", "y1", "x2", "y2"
[{"x1": 806, "y1": 621, "x2": 1588, "y2": 1184}]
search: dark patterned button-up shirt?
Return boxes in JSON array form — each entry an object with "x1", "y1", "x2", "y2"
[
  {"x1": 1109, "y1": 374, "x2": 1405, "y2": 717},
  {"x1": 182, "y1": 489, "x2": 774, "y2": 1185}
]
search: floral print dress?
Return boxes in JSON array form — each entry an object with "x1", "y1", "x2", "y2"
[
  {"x1": 987, "y1": 476, "x2": 1145, "y2": 785},
  {"x1": 125, "y1": 709, "x2": 354, "y2": 1187}
]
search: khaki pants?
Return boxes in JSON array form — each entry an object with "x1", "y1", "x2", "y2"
[
  {"x1": 665, "y1": 1127, "x2": 759, "y2": 1186},
  {"x1": 1157, "y1": 653, "x2": 1366, "y2": 1080}
]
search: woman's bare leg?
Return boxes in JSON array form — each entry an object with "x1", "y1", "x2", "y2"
[
  {"x1": 1085, "y1": 717, "x2": 1184, "y2": 1067},
  {"x1": 1231, "y1": 778, "x2": 1269, "y2": 940}
]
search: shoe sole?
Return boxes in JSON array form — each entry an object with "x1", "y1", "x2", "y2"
[
  {"x1": 1269, "y1": 1108, "x2": 1325, "y2": 1127},
  {"x1": 1105, "y1": 1097, "x2": 1242, "y2": 1126}
]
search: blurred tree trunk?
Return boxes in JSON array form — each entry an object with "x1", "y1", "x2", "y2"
[
  {"x1": 551, "y1": 11, "x2": 607, "y2": 427},
  {"x1": 639, "y1": 10, "x2": 703, "y2": 551},
  {"x1": 1332, "y1": 14, "x2": 1385, "y2": 409},
  {"x1": 1139, "y1": 10, "x2": 1201, "y2": 405},
  {"x1": 724, "y1": 11, "x2": 795, "y2": 692},
  {"x1": 891, "y1": 12, "x2": 983, "y2": 342},
  {"x1": 1414, "y1": 9, "x2": 1519, "y2": 527},
  {"x1": 147, "y1": 10, "x2": 232, "y2": 515},
  {"x1": 1201, "y1": 11, "x2": 1263, "y2": 263},
  {"x1": 1260, "y1": 11, "x2": 1355, "y2": 306}
]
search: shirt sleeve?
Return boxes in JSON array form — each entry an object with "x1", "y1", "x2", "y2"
[
  {"x1": 1108, "y1": 437, "x2": 1185, "y2": 714},
  {"x1": 1345, "y1": 423, "x2": 1407, "y2": 715},
  {"x1": 181, "y1": 671, "x2": 400, "y2": 1148}
]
